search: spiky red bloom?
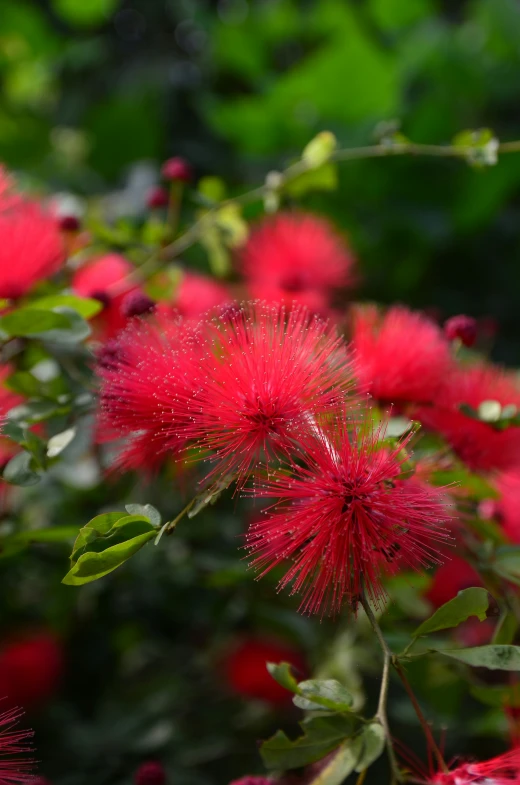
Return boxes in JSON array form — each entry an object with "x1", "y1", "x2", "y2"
[
  {"x1": 247, "y1": 420, "x2": 451, "y2": 615},
  {"x1": 444, "y1": 314, "x2": 477, "y2": 347},
  {"x1": 173, "y1": 271, "x2": 230, "y2": 318},
  {"x1": 239, "y1": 213, "x2": 355, "y2": 312},
  {"x1": 97, "y1": 312, "x2": 204, "y2": 471},
  {"x1": 429, "y1": 748, "x2": 520, "y2": 784},
  {"x1": 417, "y1": 363, "x2": 520, "y2": 472},
  {"x1": 0, "y1": 707, "x2": 34, "y2": 784},
  {"x1": 426, "y1": 555, "x2": 482, "y2": 608},
  {"x1": 186, "y1": 303, "x2": 356, "y2": 484},
  {"x1": 0, "y1": 632, "x2": 63, "y2": 711},
  {"x1": 223, "y1": 638, "x2": 306, "y2": 704},
  {"x1": 0, "y1": 200, "x2": 64, "y2": 300},
  {"x1": 351, "y1": 305, "x2": 453, "y2": 405},
  {"x1": 72, "y1": 254, "x2": 139, "y2": 340}
]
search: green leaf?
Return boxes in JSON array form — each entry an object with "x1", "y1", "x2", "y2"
[
  {"x1": 36, "y1": 307, "x2": 91, "y2": 344},
  {"x1": 29, "y1": 294, "x2": 103, "y2": 319},
  {"x1": 285, "y1": 163, "x2": 338, "y2": 198},
  {"x1": 125, "y1": 504, "x2": 161, "y2": 527},
  {"x1": 261, "y1": 714, "x2": 357, "y2": 770},
  {"x1": 302, "y1": 131, "x2": 337, "y2": 168},
  {"x1": 5, "y1": 371, "x2": 41, "y2": 397},
  {"x1": 471, "y1": 683, "x2": 520, "y2": 708},
  {"x1": 266, "y1": 661, "x2": 300, "y2": 693},
  {"x1": 47, "y1": 427, "x2": 76, "y2": 458},
  {"x1": 51, "y1": 0, "x2": 120, "y2": 27},
  {"x1": 0, "y1": 309, "x2": 71, "y2": 337},
  {"x1": 492, "y1": 612, "x2": 518, "y2": 645},
  {"x1": 493, "y1": 546, "x2": 520, "y2": 585},
  {"x1": 412, "y1": 588, "x2": 490, "y2": 638},
  {"x1": 2, "y1": 451, "x2": 40, "y2": 486},
  {"x1": 71, "y1": 512, "x2": 128, "y2": 554},
  {"x1": 354, "y1": 722, "x2": 386, "y2": 772},
  {"x1": 307, "y1": 738, "x2": 364, "y2": 785},
  {"x1": 438, "y1": 645, "x2": 520, "y2": 670},
  {"x1": 293, "y1": 680, "x2": 353, "y2": 712}
]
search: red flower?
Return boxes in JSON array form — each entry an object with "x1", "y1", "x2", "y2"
[
  {"x1": 229, "y1": 778, "x2": 274, "y2": 785},
  {"x1": 429, "y1": 748, "x2": 520, "y2": 784},
  {"x1": 351, "y1": 305, "x2": 453, "y2": 405},
  {"x1": 0, "y1": 632, "x2": 63, "y2": 711},
  {"x1": 0, "y1": 707, "x2": 34, "y2": 784},
  {"x1": 444, "y1": 315, "x2": 477, "y2": 347},
  {"x1": 247, "y1": 420, "x2": 451, "y2": 615},
  {"x1": 173, "y1": 271, "x2": 230, "y2": 318},
  {"x1": 224, "y1": 638, "x2": 306, "y2": 704},
  {"x1": 161, "y1": 157, "x2": 193, "y2": 183},
  {"x1": 417, "y1": 363, "x2": 520, "y2": 472},
  {"x1": 97, "y1": 312, "x2": 204, "y2": 472},
  {"x1": 72, "y1": 254, "x2": 139, "y2": 340},
  {"x1": 134, "y1": 761, "x2": 166, "y2": 785},
  {"x1": 426, "y1": 555, "x2": 482, "y2": 608},
  {"x1": 239, "y1": 213, "x2": 355, "y2": 312},
  {"x1": 186, "y1": 303, "x2": 356, "y2": 484},
  {"x1": 0, "y1": 200, "x2": 64, "y2": 300},
  {"x1": 492, "y1": 470, "x2": 520, "y2": 543}
]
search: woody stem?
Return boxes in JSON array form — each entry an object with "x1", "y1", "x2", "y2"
[{"x1": 359, "y1": 594, "x2": 403, "y2": 784}]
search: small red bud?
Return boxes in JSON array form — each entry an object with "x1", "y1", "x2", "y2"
[
  {"x1": 444, "y1": 314, "x2": 477, "y2": 347},
  {"x1": 146, "y1": 186, "x2": 169, "y2": 209},
  {"x1": 90, "y1": 290, "x2": 112, "y2": 309},
  {"x1": 58, "y1": 215, "x2": 81, "y2": 232},
  {"x1": 121, "y1": 290, "x2": 156, "y2": 318},
  {"x1": 134, "y1": 761, "x2": 166, "y2": 785},
  {"x1": 161, "y1": 157, "x2": 193, "y2": 183}
]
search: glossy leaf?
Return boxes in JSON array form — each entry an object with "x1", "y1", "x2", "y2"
[
  {"x1": 29, "y1": 294, "x2": 103, "y2": 319},
  {"x1": 293, "y1": 680, "x2": 353, "y2": 712},
  {"x1": 2, "y1": 451, "x2": 40, "y2": 486},
  {"x1": 261, "y1": 714, "x2": 357, "y2": 770},
  {"x1": 0, "y1": 309, "x2": 71, "y2": 337},
  {"x1": 438, "y1": 645, "x2": 520, "y2": 670},
  {"x1": 353, "y1": 722, "x2": 386, "y2": 772},
  {"x1": 413, "y1": 588, "x2": 490, "y2": 638}
]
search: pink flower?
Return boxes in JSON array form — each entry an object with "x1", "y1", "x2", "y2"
[
  {"x1": 72, "y1": 254, "x2": 138, "y2": 340},
  {"x1": 417, "y1": 363, "x2": 520, "y2": 472},
  {"x1": 429, "y1": 748, "x2": 520, "y2": 784},
  {"x1": 185, "y1": 303, "x2": 356, "y2": 484},
  {"x1": 0, "y1": 707, "x2": 34, "y2": 784},
  {"x1": 239, "y1": 213, "x2": 355, "y2": 312},
  {"x1": 0, "y1": 200, "x2": 64, "y2": 300},
  {"x1": 246, "y1": 420, "x2": 451, "y2": 615},
  {"x1": 351, "y1": 305, "x2": 453, "y2": 405}
]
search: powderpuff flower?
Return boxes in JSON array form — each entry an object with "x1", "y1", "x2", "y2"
[
  {"x1": 134, "y1": 761, "x2": 166, "y2": 785},
  {"x1": 417, "y1": 363, "x2": 520, "y2": 472},
  {"x1": 0, "y1": 632, "x2": 63, "y2": 711},
  {"x1": 0, "y1": 200, "x2": 64, "y2": 300},
  {"x1": 0, "y1": 706, "x2": 34, "y2": 784},
  {"x1": 223, "y1": 638, "x2": 306, "y2": 705},
  {"x1": 426, "y1": 555, "x2": 482, "y2": 609},
  {"x1": 246, "y1": 420, "x2": 451, "y2": 615},
  {"x1": 97, "y1": 313, "x2": 205, "y2": 472},
  {"x1": 72, "y1": 254, "x2": 139, "y2": 340},
  {"x1": 172, "y1": 271, "x2": 231, "y2": 319},
  {"x1": 186, "y1": 303, "x2": 357, "y2": 484},
  {"x1": 238, "y1": 213, "x2": 355, "y2": 311},
  {"x1": 350, "y1": 305, "x2": 453, "y2": 405},
  {"x1": 428, "y1": 748, "x2": 520, "y2": 784}
]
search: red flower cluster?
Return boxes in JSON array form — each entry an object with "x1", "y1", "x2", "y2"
[
  {"x1": 239, "y1": 213, "x2": 355, "y2": 313},
  {"x1": 351, "y1": 305, "x2": 452, "y2": 406},
  {"x1": 0, "y1": 189, "x2": 64, "y2": 300},
  {"x1": 247, "y1": 420, "x2": 451, "y2": 615},
  {"x1": 223, "y1": 638, "x2": 306, "y2": 704},
  {"x1": 0, "y1": 707, "x2": 34, "y2": 784},
  {"x1": 428, "y1": 748, "x2": 520, "y2": 784}
]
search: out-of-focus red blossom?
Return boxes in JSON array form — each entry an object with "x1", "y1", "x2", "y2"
[
  {"x1": 57, "y1": 215, "x2": 80, "y2": 232},
  {"x1": 121, "y1": 291, "x2": 156, "y2": 319},
  {"x1": 0, "y1": 199, "x2": 64, "y2": 300},
  {"x1": 350, "y1": 305, "x2": 453, "y2": 405},
  {"x1": 72, "y1": 254, "x2": 139, "y2": 340},
  {"x1": 224, "y1": 638, "x2": 306, "y2": 704},
  {"x1": 444, "y1": 314, "x2": 477, "y2": 347},
  {"x1": 417, "y1": 363, "x2": 520, "y2": 472},
  {"x1": 146, "y1": 186, "x2": 169, "y2": 209},
  {"x1": 0, "y1": 633, "x2": 62, "y2": 712},
  {"x1": 97, "y1": 312, "x2": 205, "y2": 472},
  {"x1": 0, "y1": 707, "x2": 34, "y2": 784},
  {"x1": 161, "y1": 157, "x2": 193, "y2": 183},
  {"x1": 491, "y1": 471, "x2": 520, "y2": 543},
  {"x1": 426, "y1": 555, "x2": 483, "y2": 608},
  {"x1": 184, "y1": 303, "x2": 357, "y2": 484},
  {"x1": 0, "y1": 366, "x2": 23, "y2": 468},
  {"x1": 228, "y1": 778, "x2": 274, "y2": 785},
  {"x1": 247, "y1": 419, "x2": 451, "y2": 615},
  {"x1": 171, "y1": 271, "x2": 231, "y2": 319},
  {"x1": 428, "y1": 748, "x2": 520, "y2": 784},
  {"x1": 238, "y1": 213, "x2": 355, "y2": 312},
  {"x1": 134, "y1": 761, "x2": 166, "y2": 785}
]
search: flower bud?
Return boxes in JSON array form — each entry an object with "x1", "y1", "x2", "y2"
[
  {"x1": 134, "y1": 761, "x2": 166, "y2": 785},
  {"x1": 161, "y1": 157, "x2": 193, "y2": 183},
  {"x1": 121, "y1": 291, "x2": 156, "y2": 318},
  {"x1": 444, "y1": 314, "x2": 477, "y2": 347},
  {"x1": 146, "y1": 186, "x2": 169, "y2": 209},
  {"x1": 58, "y1": 215, "x2": 81, "y2": 232}
]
